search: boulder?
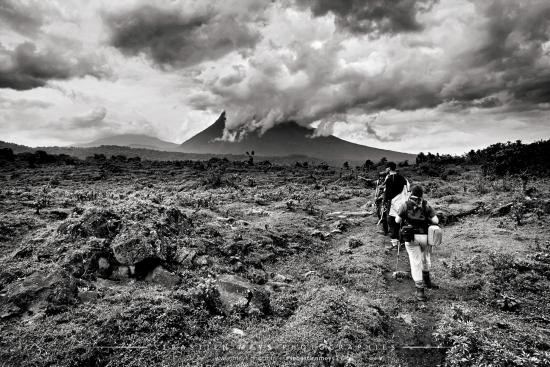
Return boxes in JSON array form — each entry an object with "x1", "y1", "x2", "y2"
[
  {"x1": 491, "y1": 202, "x2": 513, "y2": 217},
  {"x1": 215, "y1": 274, "x2": 271, "y2": 316},
  {"x1": 157, "y1": 208, "x2": 193, "y2": 237},
  {"x1": 111, "y1": 223, "x2": 158, "y2": 265},
  {"x1": 175, "y1": 247, "x2": 197, "y2": 268},
  {"x1": 348, "y1": 238, "x2": 364, "y2": 249},
  {"x1": 1, "y1": 269, "x2": 78, "y2": 317},
  {"x1": 65, "y1": 209, "x2": 121, "y2": 239},
  {"x1": 146, "y1": 266, "x2": 180, "y2": 288},
  {"x1": 62, "y1": 237, "x2": 112, "y2": 279}
]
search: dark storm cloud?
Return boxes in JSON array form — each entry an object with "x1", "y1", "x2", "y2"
[
  {"x1": 0, "y1": 0, "x2": 44, "y2": 36},
  {"x1": 204, "y1": 0, "x2": 550, "y2": 135},
  {"x1": 295, "y1": 0, "x2": 437, "y2": 35},
  {"x1": 0, "y1": 42, "x2": 109, "y2": 91},
  {"x1": 445, "y1": 0, "x2": 550, "y2": 106},
  {"x1": 103, "y1": 5, "x2": 261, "y2": 68}
]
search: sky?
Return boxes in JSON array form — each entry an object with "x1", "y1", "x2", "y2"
[{"x1": 0, "y1": 0, "x2": 549, "y2": 155}]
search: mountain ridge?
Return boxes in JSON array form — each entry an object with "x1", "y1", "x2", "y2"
[
  {"x1": 78, "y1": 134, "x2": 180, "y2": 152},
  {"x1": 180, "y1": 112, "x2": 415, "y2": 164}
]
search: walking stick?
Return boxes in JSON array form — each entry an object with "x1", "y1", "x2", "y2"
[
  {"x1": 392, "y1": 222, "x2": 408, "y2": 279},
  {"x1": 395, "y1": 221, "x2": 402, "y2": 272},
  {"x1": 395, "y1": 238, "x2": 400, "y2": 272}
]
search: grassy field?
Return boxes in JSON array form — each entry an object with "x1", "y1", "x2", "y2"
[{"x1": 0, "y1": 157, "x2": 549, "y2": 366}]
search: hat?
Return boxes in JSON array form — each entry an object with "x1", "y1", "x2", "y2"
[{"x1": 411, "y1": 185, "x2": 423, "y2": 198}]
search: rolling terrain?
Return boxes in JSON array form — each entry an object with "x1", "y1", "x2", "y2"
[{"x1": 0, "y1": 147, "x2": 549, "y2": 366}]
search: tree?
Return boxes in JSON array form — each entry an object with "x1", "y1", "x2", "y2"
[
  {"x1": 0, "y1": 148, "x2": 14, "y2": 161},
  {"x1": 416, "y1": 152, "x2": 426, "y2": 164},
  {"x1": 363, "y1": 159, "x2": 374, "y2": 171},
  {"x1": 245, "y1": 151, "x2": 254, "y2": 166}
]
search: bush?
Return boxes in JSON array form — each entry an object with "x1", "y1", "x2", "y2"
[
  {"x1": 417, "y1": 162, "x2": 442, "y2": 177},
  {"x1": 474, "y1": 175, "x2": 491, "y2": 194},
  {"x1": 0, "y1": 148, "x2": 15, "y2": 161},
  {"x1": 435, "y1": 305, "x2": 550, "y2": 366}
]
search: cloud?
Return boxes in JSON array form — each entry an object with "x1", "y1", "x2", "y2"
[
  {"x1": 68, "y1": 107, "x2": 107, "y2": 127},
  {"x1": 364, "y1": 114, "x2": 404, "y2": 142},
  {"x1": 295, "y1": 0, "x2": 438, "y2": 35},
  {"x1": 0, "y1": 0, "x2": 46, "y2": 36},
  {"x1": 0, "y1": 0, "x2": 548, "y2": 154},
  {"x1": 441, "y1": 0, "x2": 550, "y2": 106},
  {"x1": 102, "y1": 2, "x2": 264, "y2": 68},
  {"x1": 195, "y1": 0, "x2": 550, "y2": 137},
  {"x1": 310, "y1": 120, "x2": 336, "y2": 137},
  {"x1": 0, "y1": 42, "x2": 110, "y2": 91}
]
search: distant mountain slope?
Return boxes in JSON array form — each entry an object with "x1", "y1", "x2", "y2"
[
  {"x1": 78, "y1": 134, "x2": 180, "y2": 152},
  {"x1": 0, "y1": 141, "x2": 327, "y2": 165},
  {"x1": 181, "y1": 112, "x2": 415, "y2": 164}
]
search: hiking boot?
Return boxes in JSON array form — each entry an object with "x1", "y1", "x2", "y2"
[
  {"x1": 384, "y1": 242, "x2": 398, "y2": 254},
  {"x1": 415, "y1": 286, "x2": 427, "y2": 302},
  {"x1": 422, "y1": 271, "x2": 439, "y2": 289}
]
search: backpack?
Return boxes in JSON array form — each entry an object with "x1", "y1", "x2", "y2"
[
  {"x1": 403, "y1": 199, "x2": 430, "y2": 232},
  {"x1": 389, "y1": 179, "x2": 410, "y2": 217}
]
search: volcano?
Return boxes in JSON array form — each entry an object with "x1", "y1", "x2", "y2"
[{"x1": 180, "y1": 112, "x2": 415, "y2": 164}]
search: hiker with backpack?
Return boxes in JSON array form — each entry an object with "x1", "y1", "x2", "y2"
[
  {"x1": 375, "y1": 171, "x2": 388, "y2": 234},
  {"x1": 383, "y1": 162, "x2": 408, "y2": 251},
  {"x1": 395, "y1": 185, "x2": 442, "y2": 301}
]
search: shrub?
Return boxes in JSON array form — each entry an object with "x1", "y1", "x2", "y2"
[
  {"x1": 417, "y1": 162, "x2": 442, "y2": 177},
  {"x1": 0, "y1": 148, "x2": 15, "y2": 161},
  {"x1": 474, "y1": 175, "x2": 490, "y2": 194},
  {"x1": 435, "y1": 305, "x2": 550, "y2": 366}
]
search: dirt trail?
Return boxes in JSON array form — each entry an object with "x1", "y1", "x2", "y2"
[
  {"x1": 332, "y1": 216, "x2": 447, "y2": 366},
  {"x1": 230, "y1": 211, "x2": 450, "y2": 366}
]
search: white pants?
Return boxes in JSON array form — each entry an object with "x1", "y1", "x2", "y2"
[{"x1": 405, "y1": 235, "x2": 432, "y2": 287}]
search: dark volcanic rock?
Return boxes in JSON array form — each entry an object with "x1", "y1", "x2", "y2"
[
  {"x1": 57, "y1": 209, "x2": 120, "y2": 238},
  {"x1": 111, "y1": 223, "x2": 159, "y2": 265},
  {"x1": 215, "y1": 274, "x2": 271, "y2": 316},
  {"x1": 1, "y1": 269, "x2": 78, "y2": 318},
  {"x1": 146, "y1": 266, "x2": 180, "y2": 288},
  {"x1": 67, "y1": 209, "x2": 121, "y2": 239},
  {"x1": 175, "y1": 247, "x2": 197, "y2": 268},
  {"x1": 348, "y1": 238, "x2": 364, "y2": 249}
]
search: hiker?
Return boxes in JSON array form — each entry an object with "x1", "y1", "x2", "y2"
[
  {"x1": 375, "y1": 171, "x2": 388, "y2": 234},
  {"x1": 395, "y1": 185, "x2": 441, "y2": 302},
  {"x1": 383, "y1": 162, "x2": 408, "y2": 251}
]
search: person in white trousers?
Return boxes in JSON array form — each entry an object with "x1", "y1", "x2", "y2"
[{"x1": 395, "y1": 185, "x2": 440, "y2": 301}]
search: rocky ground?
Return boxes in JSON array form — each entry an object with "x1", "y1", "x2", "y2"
[{"x1": 0, "y1": 158, "x2": 549, "y2": 366}]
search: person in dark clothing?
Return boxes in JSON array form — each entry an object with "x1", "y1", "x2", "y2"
[
  {"x1": 375, "y1": 171, "x2": 388, "y2": 234},
  {"x1": 383, "y1": 162, "x2": 408, "y2": 251}
]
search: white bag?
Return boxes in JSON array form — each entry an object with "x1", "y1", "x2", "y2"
[
  {"x1": 389, "y1": 180, "x2": 410, "y2": 217},
  {"x1": 428, "y1": 225, "x2": 443, "y2": 246},
  {"x1": 413, "y1": 234, "x2": 428, "y2": 246}
]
